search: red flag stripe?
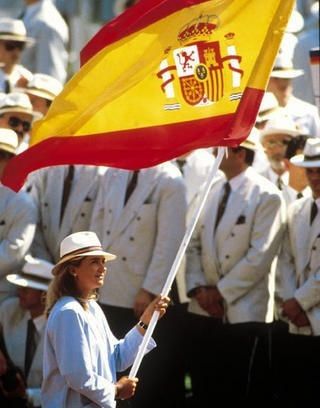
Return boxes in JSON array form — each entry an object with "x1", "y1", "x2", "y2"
[
  {"x1": 2, "y1": 87, "x2": 263, "y2": 191},
  {"x1": 81, "y1": 0, "x2": 209, "y2": 65}
]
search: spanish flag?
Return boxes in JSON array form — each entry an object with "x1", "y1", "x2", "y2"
[{"x1": 2, "y1": 0, "x2": 295, "y2": 191}]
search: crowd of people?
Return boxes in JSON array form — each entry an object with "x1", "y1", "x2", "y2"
[{"x1": 0, "y1": 0, "x2": 319, "y2": 407}]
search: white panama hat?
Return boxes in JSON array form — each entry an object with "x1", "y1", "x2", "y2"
[
  {"x1": 260, "y1": 114, "x2": 300, "y2": 141},
  {"x1": 271, "y1": 54, "x2": 304, "y2": 79},
  {"x1": 290, "y1": 138, "x2": 320, "y2": 168},
  {"x1": 6, "y1": 255, "x2": 53, "y2": 291},
  {"x1": 240, "y1": 127, "x2": 260, "y2": 151},
  {"x1": 256, "y1": 92, "x2": 280, "y2": 124},
  {"x1": 0, "y1": 92, "x2": 42, "y2": 120},
  {"x1": 16, "y1": 73, "x2": 63, "y2": 101},
  {"x1": 0, "y1": 18, "x2": 34, "y2": 44},
  {"x1": 53, "y1": 231, "x2": 116, "y2": 274},
  {"x1": 0, "y1": 128, "x2": 18, "y2": 154}
]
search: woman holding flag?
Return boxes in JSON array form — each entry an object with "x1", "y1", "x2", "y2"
[{"x1": 41, "y1": 231, "x2": 169, "y2": 408}]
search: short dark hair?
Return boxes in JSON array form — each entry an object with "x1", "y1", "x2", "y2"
[
  {"x1": 231, "y1": 147, "x2": 255, "y2": 166},
  {"x1": 285, "y1": 135, "x2": 308, "y2": 159}
]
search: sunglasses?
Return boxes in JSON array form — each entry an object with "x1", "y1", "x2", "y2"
[
  {"x1": 8, "y1": 116, "x2": 31, "y2": 132},
  {"x1": 264, "y1": 139, "x2": 291, "y2": 148},
  {"x1": 3, "y1": 41, "x2": 26, "y2": 52}
]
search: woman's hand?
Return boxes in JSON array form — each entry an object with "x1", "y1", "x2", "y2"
[
  {"x1": 115, "y1": 376, "x2": 138, "y2": 400},
  {"x1": 139, "y1": 295, "x2": 170, "y2": 326}
]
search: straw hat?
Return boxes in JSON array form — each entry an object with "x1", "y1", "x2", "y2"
[
  {"x1": 6, "y1": 255, "x2": 53, "y2": 291},
  {"x1": 290, "y1": 138, "x2": 320, "y2": 168},
  {"x1": 260, "y1": 114, "x2": 300, "y2": 141},
  {"x1": 0, "y1": 92, "x2": 42, "y2": 120},
  {"x1": 16, "y1": 73, "x2": 63, "y2": 101},
  {"x1": 240, "y1": 127, "x2": 260, "y2": 151},
  {"x1": 271, "y1": 53, "x2": 304, "y2": 79},
  {"x1": 0, "y1": 18, "x2": 34, "y2": 44},
  {"x1": 256, "y1": 92, "x2": 280, "y2": 124},
  {"x1": 53, "y1": 231, "x2": 116, "y2": 274},
  {"x1": 0, "y1": 128, "x2": 18, "y2": 154}
]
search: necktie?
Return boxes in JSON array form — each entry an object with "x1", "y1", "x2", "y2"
[
  {"x1": 124, "y1": 170, "x2": 139, "y2": 205},
  {"x1": 60, "y1": 165, "x2": 74, "y2": 225},
  {"x1": 4, "y1": 79, "x2": 10, "y2": 94},
  {"x1": 176, "y1": 159, "x2": 186, "y2": 175},
  {"x1": 310, "y1": 201, "x2": 318, "y2": 225},
  {"x1": 276, "y1": 177, "x2": 284, "y2": 191},
  {"x1": 214, "y1": 182, "x2": 231, "y2": 231},
  {"x1": 296, "y1": 192, "x2": 303, "y2": 199},
  {"x1": 24, "y1": 319, "x2": 37, "y2": 378}
]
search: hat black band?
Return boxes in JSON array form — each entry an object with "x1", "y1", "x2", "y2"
[
  {"x1": 304, "y1": 154, "x2": 320, "y2": 161},
  {"x1": 59, "y1": 245, "x2": 103, "y2": 262},
  {"x1": 0, "y1": 32, "x2": 26, "y2": 40},
  {"x1": 20, "y1": 272, "x2": 50, "y2": 285}
]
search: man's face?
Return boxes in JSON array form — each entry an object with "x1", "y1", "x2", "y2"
[
  {"x1": 262, "y1": 133, "x2": 291, "y2": 171},
  {"x1": 267, "y1": 77, "x2": 292, "y2": 107},
  {"x1": 0, "y1": 112, "x2": 32, "y2": 144},
  {"x1": 219, "y1": 148, "x2": 243, "y2": 174},
  {"x1": 306, "y1": 167, "x2": 320, "y2": 198},
  {"x1": 0, "y1": 40, "x2": 25, "y2": 71}
]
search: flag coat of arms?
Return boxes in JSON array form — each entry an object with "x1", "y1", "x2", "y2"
[{"x1": 2, "y1": 0, "x2": 295, "y2": 191}]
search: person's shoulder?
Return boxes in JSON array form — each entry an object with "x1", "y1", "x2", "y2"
[
  {"x1": 247, "y1": 168, "x2": 282, "y2": 196},
  {"x1": 48, "y1": 297, "x2": 84, "y2": 320},
  {"x1": 0, "y1": 297, "x2": 24, "y2": 322}
]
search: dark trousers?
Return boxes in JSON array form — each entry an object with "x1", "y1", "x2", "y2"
[
  {"x1": 185, "y1": 313, "x2": 272, "y2": 406},
  {"x1": 100, "y1": 303, "x2": 189, "y2": 408},
  {"x1": 271, "y1": 320, "x2": 320, "y2": 404}
]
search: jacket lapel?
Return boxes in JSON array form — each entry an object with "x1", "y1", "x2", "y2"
[
  {"x1": 108, "y1": 168, "x2": 159, "y2": 245},
  {"x1": 216, "y1": 179, "x2": 249, "y2": 244},
  {"x1": 58, "y1": 166, "x2": 98, "y2": 243}
]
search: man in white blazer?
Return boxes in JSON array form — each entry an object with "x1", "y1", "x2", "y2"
[
  {"x1": 21, "y1": 0, "x2": 69, "y2": 84},
  {"x1": 274, "y1": 138, "x2": 320, "y2": 403},
  {"x1": 186, "y1": 130, "x2": 285, "y2": 404},
  {"x1": 0, "y1": 255, "x2": 53, "y2": 408},
  {"x1": 27, "y1": 165, "x2": 105, "y2": 264},
  {"x1": 90, "y1": 162, "x2": 186, "y2": 408},
  {"x1": 0, "y1": 128, "x2": 36, "y2": 303}
]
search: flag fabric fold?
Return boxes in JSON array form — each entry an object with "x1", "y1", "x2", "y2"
[{"x1": 2, "y1": 0, "x2": 295, "y2": 191}]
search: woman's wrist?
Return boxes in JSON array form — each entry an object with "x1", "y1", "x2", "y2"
[{"x1": 136, "y1": 320, "x2": 148, "y2": 334}]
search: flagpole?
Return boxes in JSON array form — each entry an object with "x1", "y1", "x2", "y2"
[{"x1": 129, "y1": 146, "x2": 226, "y2": 379}]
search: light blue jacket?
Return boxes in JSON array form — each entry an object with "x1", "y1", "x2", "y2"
[{"x1": 42, "y1": 297, "x2": 156, "y2": 408}]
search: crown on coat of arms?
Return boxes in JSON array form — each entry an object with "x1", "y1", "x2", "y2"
[{"x1": 178, "y1": 15, "x2": 219, "y2": 44}]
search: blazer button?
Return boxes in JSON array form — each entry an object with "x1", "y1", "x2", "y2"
[
  {"x1": 136, "y1": 216, "x2": 141, "y2": 221},
  {"x1": 108, "y1": 209, "x2": 112, "y2": 213},
  {"x1": 106, "y1": 230, "x2": 110, "y2": 235},
  {"x1": 225, "y1": 255, "x2": 230, "y2": 259},
  {"x1": 44, "y1": 202, "x2": 48, "y2": 207},
  {"x1": 81, "y1": 213, "x2": 85, "y2": 217},
  {"x1": 0, "y1": 220, "x2": 5, "y2": 225},
  {"x1": 231, "y1": 233, "x2": 235, "y2": 237},
  {"x1": 122, "y1": 256, "x2": 127, "y2": 261},
  {"x1": 312, "y1": 246, "x2": 316, "y2": 251},
  {"x1": 129, "y1": 237, "x2": 134, "y2": 241}
]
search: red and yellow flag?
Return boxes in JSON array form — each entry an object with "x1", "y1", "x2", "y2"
[{"x1": 2, "y1": 0, "x2": 295, "y2": 190}]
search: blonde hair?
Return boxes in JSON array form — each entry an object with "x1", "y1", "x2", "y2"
[{"x1": 45, "y1": 257, "x2": 98, "y2": 317}]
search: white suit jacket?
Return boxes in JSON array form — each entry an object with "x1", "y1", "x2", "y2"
[
  {"x1": 0, "y1": 297, "x2": 44, "y2": 390},
  {"x1": 187, "y1": 167, "x2": 285, "y2": 323},
  {"x1": 0, "y1": 185, "x2": 36, "y2": 301},
  {"x1": 276, "y1": 197, "x2": 320, "y2": 335},
  {"x1": 42, "y1": 297, "x2": 155, "y2": 408},
  {"x1": 90, "y1": 163, "x2": 186, "y2": 307},
  {"x1": 174, "y1": 150, "x2": 221, "y2": 302},
  {"x1": 21, "y1": 0, "x2": 69, "y2": 83},
  {"x1": 28, "y1": 165, "x2": 104, "y2": 263}
]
